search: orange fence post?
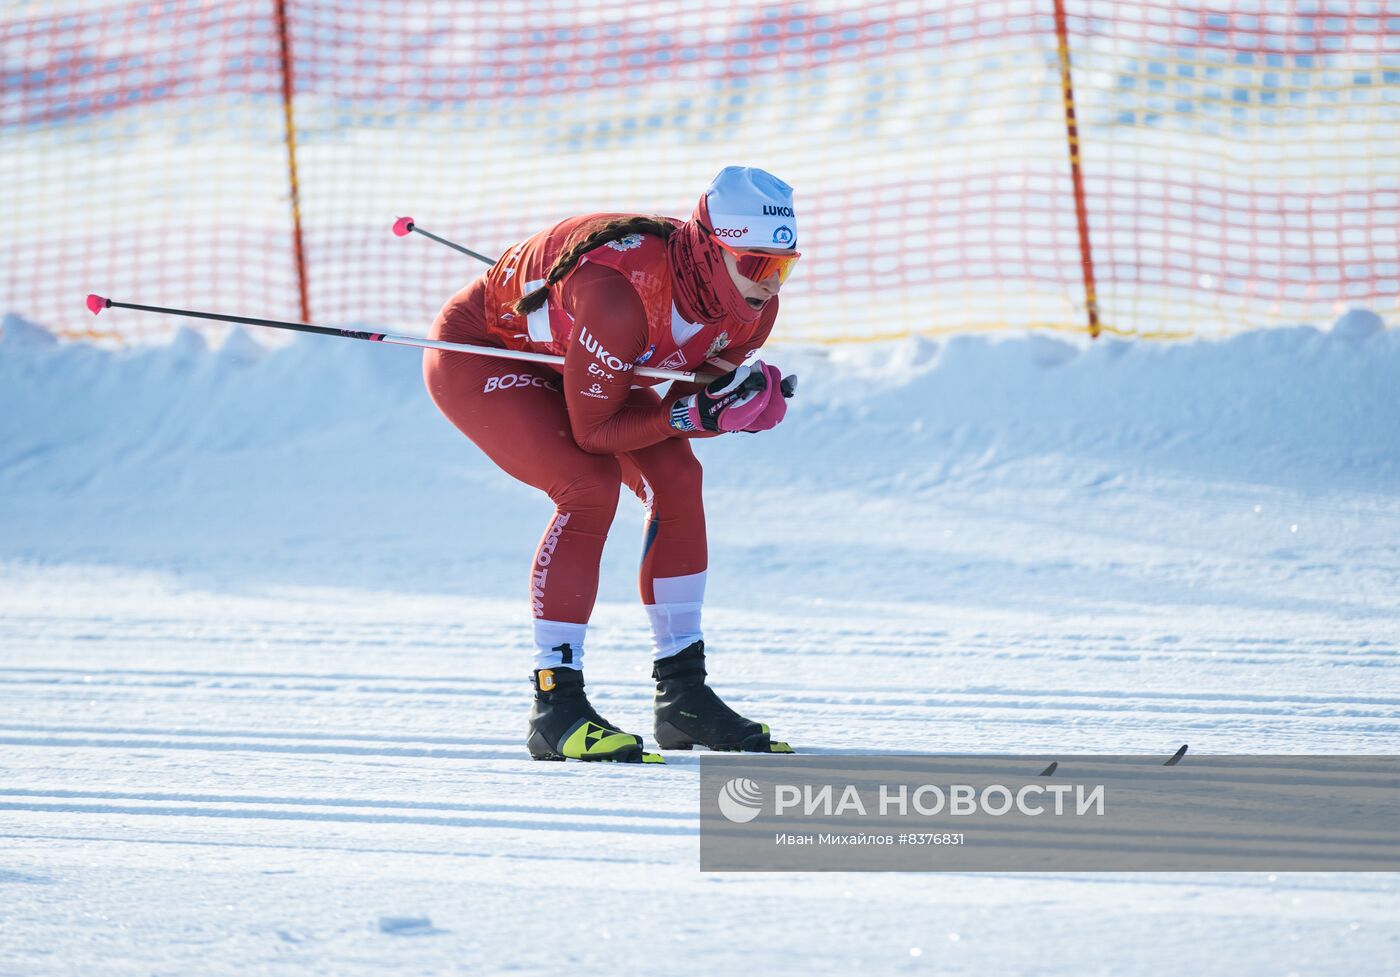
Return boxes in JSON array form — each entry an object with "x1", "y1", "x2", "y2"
[
  {"x1": 274, "y1": 0, "x2": 310, "y2": 324},
  {"x1": 1052, "y1": 0, "x2": 1101, "y2": 339}
]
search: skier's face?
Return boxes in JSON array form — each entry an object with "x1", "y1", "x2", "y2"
[{"x1": 720, "y1": 247, "x2": 790, "y2": 310}]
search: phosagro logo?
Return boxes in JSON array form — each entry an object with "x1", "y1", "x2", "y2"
[{"x1": 717, "y1": 777, "x2": 764, "y2": 823}]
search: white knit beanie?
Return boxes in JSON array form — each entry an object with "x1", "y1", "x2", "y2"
[{"x1": 702, "y1": 166, "x2": 798, "y2": 250}]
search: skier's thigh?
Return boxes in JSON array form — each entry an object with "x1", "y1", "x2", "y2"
[{"x1": 425, "y1": 353, "x2": 597, "y2": 491}]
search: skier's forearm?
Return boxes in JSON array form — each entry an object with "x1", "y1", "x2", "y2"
[{"x1": 567, "y1": 398, "x2": 676, "y2": 454}]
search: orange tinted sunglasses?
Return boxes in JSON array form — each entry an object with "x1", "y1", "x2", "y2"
[{"x1": 704, "y1": 228, "x2": 801, "y2": 285}]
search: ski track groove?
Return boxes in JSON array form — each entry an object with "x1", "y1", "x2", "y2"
[
  {"x1": 3, "y1": 683, "x2": 1395, "y2": 717},
  {"x1": 0, "y1": 831, "x2": 677, "y2": 867},
  {"x1": 0, "y1": 800, "x2": 692, "y2": 835},
  {"x1": 3, "y1": 634, "x2": 1393, "y2": 669},
  {"x1": 0, "y1": 787, "x2": 688, "y2": 819},
  {"x1": 7, "y1": 800, "x2": 1383, "y2": 863}
]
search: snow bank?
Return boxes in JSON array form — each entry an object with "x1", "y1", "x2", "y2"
[
  {"x1": 2, "y1": 313, "x2": 1396, "y2": 593},
  {"x1": 767, "y1": 325, "x2": 1400, "y2": 492}
]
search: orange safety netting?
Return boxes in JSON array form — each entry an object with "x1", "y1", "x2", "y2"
[{"x1": 2, "y1": 0, "x2": 1396, "y2": 346}]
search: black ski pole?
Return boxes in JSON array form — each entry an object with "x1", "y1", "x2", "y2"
[
  {"x1": 391, "y1": 217, "x2": 497, "y2": 266},
  {"x1": 83, "y1": 294, "x2": 710, "y2": 383}
]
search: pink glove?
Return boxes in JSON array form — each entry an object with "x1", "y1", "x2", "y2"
[
  {"x1": 742, "y1": 363, "x2": 790, "y2": 432},
  {"x1": 669, "y1": 360, "x2": 795, "y2": 434}
]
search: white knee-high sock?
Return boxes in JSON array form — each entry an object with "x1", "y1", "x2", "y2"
[
  {"x1": 533, "y1": 619, "x2": 587, "y2": 671},
  {"x1": 646, "y1": 571, "x2": 706, "y2": 660}
]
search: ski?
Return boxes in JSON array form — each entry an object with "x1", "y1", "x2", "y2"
[
  {"x1": 531, "y1": 747, "x2": 666, "y2": 764},
  {"x1": 1037, "y1": 744, "x2": 1187, "y2": 777}
]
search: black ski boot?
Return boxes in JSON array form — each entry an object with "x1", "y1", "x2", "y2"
[
  {"x1": 527, "y1": 668, "x2": 660, "y2": 763},
  {"x1": 651, "y1": 641, "x2": 794, "y2": 753}
]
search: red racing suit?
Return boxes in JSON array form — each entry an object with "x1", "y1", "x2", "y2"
[{"x1": 423, "y1": 213, "x2": 777, "y2": 640}]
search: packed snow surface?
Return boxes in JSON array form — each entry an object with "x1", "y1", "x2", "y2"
[{"x1": 2, "y1": 316, "x2": 1398, "y2": 975}]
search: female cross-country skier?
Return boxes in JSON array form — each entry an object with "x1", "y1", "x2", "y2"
[{"x1": 423, "y1": 166, "x2": 800, "y2": 763}]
